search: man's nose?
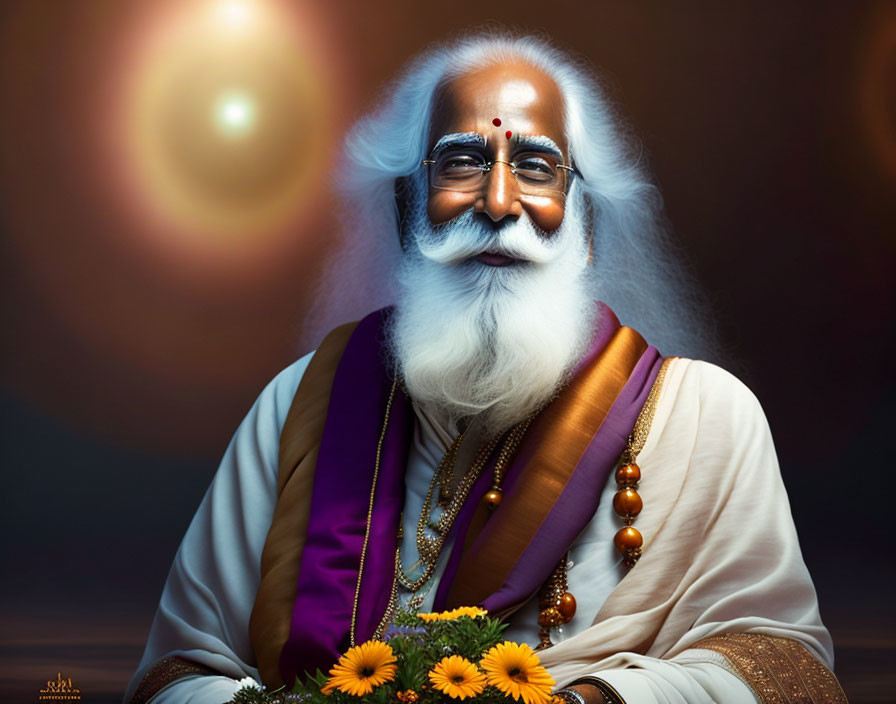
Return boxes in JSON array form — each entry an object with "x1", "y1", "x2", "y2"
[{"x1": 475, "y1": 161, "x2": 524, "y2": 223}]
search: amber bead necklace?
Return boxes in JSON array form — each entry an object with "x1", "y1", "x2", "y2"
[
  {"x1": 613, "y1": 358, "x2": 670, "y2": 567},
  {"x1": 535, "y1": 358, "x2": 672, "y2": 649}
]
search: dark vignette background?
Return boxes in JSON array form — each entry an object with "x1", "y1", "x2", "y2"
[{"x1": 1, "y1": 1, "x2": 893, "y2": 702}]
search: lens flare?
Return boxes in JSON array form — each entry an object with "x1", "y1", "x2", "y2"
[{"x1": 114, "y1": 0, "x2": 343, "y2": 252}]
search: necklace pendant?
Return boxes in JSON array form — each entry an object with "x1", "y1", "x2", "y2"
[{"x1": 484, "y1": 488, "x2": 503, "y2": 510}]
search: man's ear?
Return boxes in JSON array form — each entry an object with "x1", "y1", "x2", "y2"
[{"x1": 394, "y1": 177, "x2": 409, "y2": 248}]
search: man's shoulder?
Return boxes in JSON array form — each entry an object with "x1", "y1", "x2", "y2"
[
  {"x1": 663, "y1": 357, "x2": 770, "y2": 437},
  {"x1": 257, "y1": 314, "x2": 376, "y2": 423},
  {"x1": 671, "y1": 358, "x2": 762, "y2": 408},
  {"x1": 258, "y1": 350, "x2": 317, "y2": 421},
  {"x1": 645, "y1": 358, "x2": 779, "y2": 488}
]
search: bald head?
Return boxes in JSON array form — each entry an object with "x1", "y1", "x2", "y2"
[{"x1": 429, "y1": 61, "x2": 567, "y2": 154}]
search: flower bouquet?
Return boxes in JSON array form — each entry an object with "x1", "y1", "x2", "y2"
[{"x1": 232, "y1": 607, "x2": 556, "y2": 704}]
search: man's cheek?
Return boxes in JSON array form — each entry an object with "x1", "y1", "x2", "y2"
[
  {"x1": 428, "y1": 192, "x2": 474, "y2": 224},
  {"x1": 523, "y1": 198, "x2": 565, "y2": 233}
]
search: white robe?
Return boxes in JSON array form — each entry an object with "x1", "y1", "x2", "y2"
[{"x1": 123, "y1": 355, "x2": 832, "y2": 704}]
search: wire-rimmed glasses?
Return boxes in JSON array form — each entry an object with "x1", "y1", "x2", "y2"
[{"x1": 422, "y1": 149, "x2": 577, "y2": 197}]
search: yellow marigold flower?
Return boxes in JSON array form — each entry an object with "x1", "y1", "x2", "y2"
[
  {"x1": 418, "y1": 606, "x2": 489, "y2": 622},
  {"x1": 321, "y1": 640, "x2": 397, "y2": 696},
  {"x1": 480, "y1": 641, "x2": 555, "y2": 704},
  {"x1": 429, "y1": 655, "x2": 487, "y2": 699},
  {"x1": 447, "y1": 606, "x2": 488, "y2": 620}
]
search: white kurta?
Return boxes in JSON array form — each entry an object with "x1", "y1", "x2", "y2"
[{"x1": 123, "y1": 355, "x2": 831, "y2": 704}]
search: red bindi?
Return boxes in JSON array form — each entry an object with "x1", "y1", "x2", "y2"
[
  {"x1": 505, "y1": 130, "x2": 513, "y2": 139},
  {"x1": 492, "y1": 117, "x2": 502, "y2": 126}
]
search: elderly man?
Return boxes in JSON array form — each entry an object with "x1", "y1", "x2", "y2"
[{"x1": 124, "y1": 34, "x2": 845, "y2": 704}]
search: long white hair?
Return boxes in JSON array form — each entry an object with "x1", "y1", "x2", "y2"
[{"x1": 305, "y1": 31, "x2": 719, "y2": 361}]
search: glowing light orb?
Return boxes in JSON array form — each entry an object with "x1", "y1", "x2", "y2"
[{"x1": 214, "y1": 91, "x2": 256, "y2": 137}]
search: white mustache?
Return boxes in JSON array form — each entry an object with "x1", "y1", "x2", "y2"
[{"x1": 415, "y1": 211, "x2": 561, "y2": 266}]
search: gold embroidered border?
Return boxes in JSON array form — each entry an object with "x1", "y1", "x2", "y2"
[
  {"x1": 691, "y1": 633, "x2": 849, "y2": 704},
  {"x1": 622, "y1": 356, "x2": 673, "y2": 464},
  {"x1": 127, "y1": 656, "x2": 221, "y2": 704}
]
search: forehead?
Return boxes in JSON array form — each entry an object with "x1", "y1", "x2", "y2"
[{"x1": 429, "y1": 61, "x2": 567, "y2": 153}]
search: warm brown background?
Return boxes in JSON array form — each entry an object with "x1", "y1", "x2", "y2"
[{"x1": 1, "y1": 1, "x2": 893, "y2": 702}]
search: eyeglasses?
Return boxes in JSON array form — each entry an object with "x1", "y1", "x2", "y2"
[{"x1": 422, "y1": 149, "x2": 577, "y2": 197}]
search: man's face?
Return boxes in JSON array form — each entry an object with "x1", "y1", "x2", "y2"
[
  {"x1": 426, "y1": 61, "x2": 569, "y2": 238},
  {"x1": 390, "y1": 62, "x2": 594, "y2": 435}
]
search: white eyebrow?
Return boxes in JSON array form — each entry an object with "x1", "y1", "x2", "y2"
[
  {"x1": 430, "y1": 132, "x2": 566, "y2": 160},
  {"x1": 432, "y1": 132, "x2": 486, "y2": 153},
  {"x1": 514, "y1": 134, "x2": 564, "y2": 158}
]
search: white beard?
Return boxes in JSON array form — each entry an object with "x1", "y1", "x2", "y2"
[{"x1": 386, "y1": 177, "x2": 597, "y2": 437}]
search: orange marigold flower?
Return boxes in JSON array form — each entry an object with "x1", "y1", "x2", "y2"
[
  {"x1": 480, "y1": 641, "x2": 555, "y2": 704},
  {"x1": 429, "y1": 655, "x2": 487, "y2": 699},
  {"x1": 321, "y1": 640, "x2": 397, "y2": 696}
]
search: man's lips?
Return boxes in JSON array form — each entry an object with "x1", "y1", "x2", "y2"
[{"x1": 474, "y1": 251, "x2": 522, "y2": 266}]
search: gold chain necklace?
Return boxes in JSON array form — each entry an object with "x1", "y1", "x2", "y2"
[
  {"x1": 398, "y1": 414, "x2": 536, "y2": 593},
  {"x1": 398, "y1": 434, "x2": 500, "y2": 591},
  {"x1": 350, "y1": 377, "x2": 399, "y2": 646}
]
